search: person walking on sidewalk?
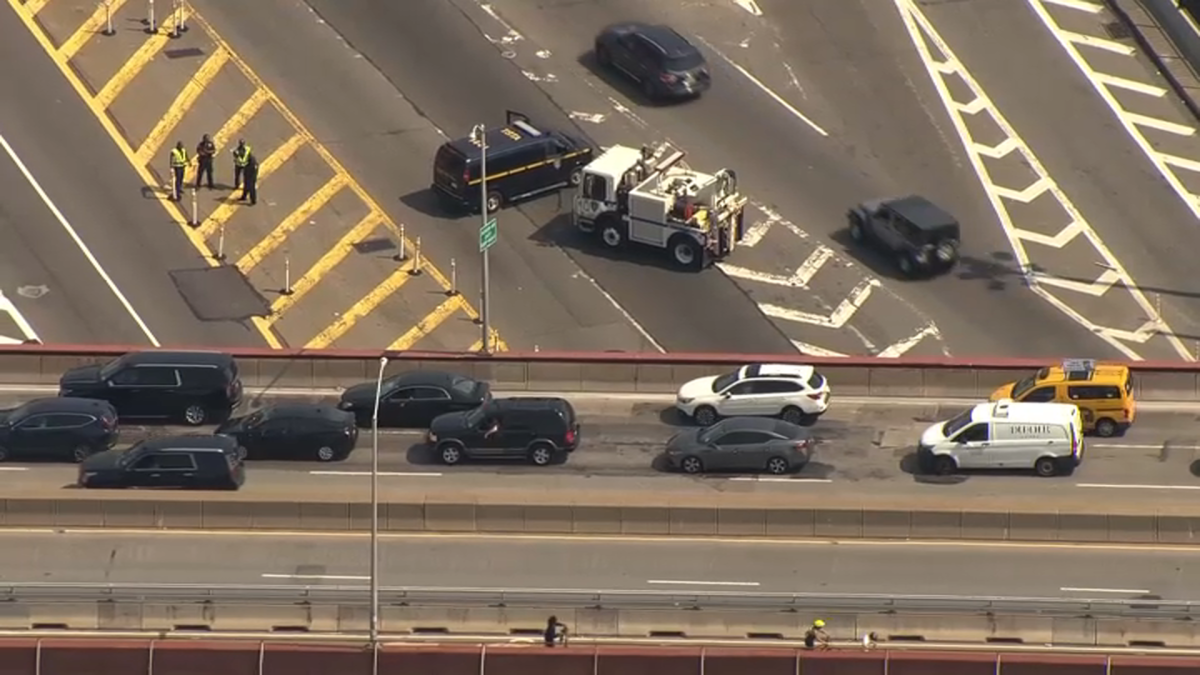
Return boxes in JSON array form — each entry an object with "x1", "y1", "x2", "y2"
[
  {"x1": 195, "y1": 134, "x2": 216, "y2": 189},
  {"x1": 231, "y1": 139, "x2": 251, "y2": 189},
  {"x1": 168, "y1": 141, "x2": 188, "y2": 201},
  {"x1": 239, "y1": 152, "x2": 259, "y2": 206}
]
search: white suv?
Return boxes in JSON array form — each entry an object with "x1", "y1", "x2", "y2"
[{"x1": 675, "y1": 364, "x2": 831, "y2": 427}]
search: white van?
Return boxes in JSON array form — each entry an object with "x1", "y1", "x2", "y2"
[{"x1": 917, "y1": 399, "x2": 1083, "y2": 477}]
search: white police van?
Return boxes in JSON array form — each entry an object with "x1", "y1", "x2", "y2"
[{"x1": 916, "y1": 399, "x2": 1083, "y2": 477}]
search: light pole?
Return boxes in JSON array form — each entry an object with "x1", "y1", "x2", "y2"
[
  {"x1": 369, "y1": 355, "x2": 387, "y2": 675},
  {"x1": 470, "y1": 124, "x2": 492, "y2": 354}
]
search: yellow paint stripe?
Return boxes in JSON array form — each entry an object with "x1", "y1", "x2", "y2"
[
  {"x1": 197, "y1": 133, "x2": 306, "y2": 237},
  {"x1": 388, "y1": 295, "x2": 465, "y2": 350},
  {"x1": 212, "y1": 88, "x2": 269, "y2": 151},
  {"x1": 136, "y1": 47, "x2": 229, "y2": 164},
  {"x1": 467, "y1": 328, "x2": 505, "y2": 354},
  {"x1": 236, "y1": 174, "x2": 347, "y2": 273},
  {"x1": 24, "y1": 0, "x2": 49, "y2": 14},
  {"x1": 267, "y1": 211, "x2": 384, "y2": 321},
  {"x1": 93, "y1": 7, "x2": 192, "y2": 109},
  {"x1": 58, "y1": 0, "x2": 130, "y2": 60},
  {"x1": 304, "y1": 264, "x2": 414, "y2": 348},
  {"x1": 5, "y1": 0, "x2": 283, "y2": 351}
]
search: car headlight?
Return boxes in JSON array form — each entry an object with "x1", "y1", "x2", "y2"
[
  {"x1": 337, "y1": 401, "x2": 353, "y2": 410},
  {"x1": 427, "y1": 432, "x2": 437, "y2": 442}
]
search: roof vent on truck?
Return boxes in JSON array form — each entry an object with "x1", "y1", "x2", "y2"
[
  {"x1": 1061, "y1": 358, "x2": 1096, "y2": 381},
  {"x1": 506, "y1": 110, "x2": 543, "y2": 137},
  {"x1": 993, "y1": 399, "x2": 1013, "y2": 417}
]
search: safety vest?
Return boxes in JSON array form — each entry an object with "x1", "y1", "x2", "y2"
[
  {"x1": 170, "y1": 147, "x2": 188, "y2": 168},
  {"x1": 234, "y1": 146, "x2": 251, "y2": 167}
]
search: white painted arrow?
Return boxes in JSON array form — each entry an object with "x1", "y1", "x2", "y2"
[
  {"x1": 759, "y1": 278, "x2": 880, "y2": 329},
  {"x1": 718, "y1": 246, "x2": 833, "y2": 289}
]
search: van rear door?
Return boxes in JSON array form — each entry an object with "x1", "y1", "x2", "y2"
[{"x1": 433, "y1": 145, "x2": 468, "y2": 199}]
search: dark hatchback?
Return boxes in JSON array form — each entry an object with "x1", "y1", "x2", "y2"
[
  {"x1": 78, "y1": 435, "x2": 244, "y2": 490},
  {"x1": 664, "y1": 417, "x2": 812, "y2": 475},
  {"x1": 217, "y1": 404, "x2": 358, "y2": 462},
  {"x1": 595, "y1": 22, "x2": 711, "y2": 100},
  {"x1": 0, "y1": 397, "x2": 119, "y2": 463},
  {"x1": 427, "y1": 397, "x2": 580, "y2": 466},
  {"x1": 58, "y1": 350, "x2": 243, "y2": 426},
  {"x1": 339, "y1": 370, "x2": 491, "y2": 428}
]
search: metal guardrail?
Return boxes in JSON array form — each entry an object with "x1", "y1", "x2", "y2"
[{"x1": 1, "y1": 583, "x2": 1194, "y2": 619}]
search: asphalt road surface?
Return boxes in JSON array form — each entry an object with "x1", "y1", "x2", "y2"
[
  {"x1": 0, "y1": 14, "x2": 267, "y2": 349},
  {"x1": 0, "y1": 530, "x2": 1196, "y2": 600}
]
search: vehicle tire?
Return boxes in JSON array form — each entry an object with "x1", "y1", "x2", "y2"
[
  {"x1": 897, "y1": 253, "x2": 917, "y2": 278},
  {"x1": 528, "y1": 443, "x2": 554, "y2": 466},
  {"x1": 485, "y1": 191, "x2": 503, "y2": 214},
  {"x1": 680, "y1": 455, "x2": 704, "y2": 474},
  {"x1": 935, "y1": 241, "x2": 959, "y2": 267},
  {"x1": 598, "y1": 216, "x2": 626, "y2": 249},
  {"x1": 438, "y1": 442, "x2": 464, "y2": 466},
  {"x1": 765, "y1": 456, "x2": 790, "y2": 475},
  {"x1": 316, "y1": 445, "x2": 337, "y2": 462},
  {"x1": 569, "y1": 166, "x2": 583, "y2": 187},
  {"x1": 670, "y1": 235, "x2": 703, "y2": 270},
  {"x1": 595, "y1": 43, "x2": 611, "y2": 67},
  {"x1": 182, "y1": 404, "x2": 207, "y2": 426},
  {"x1": 848, "y1": 212, "x2": 866, "y2": 242},
  {"x1": 1095, "y1": 418, "x2": 1118, "y2": 438},
  {"x1": 1034, "y1": 456, "x2": 1058, "y2": 477},
  {"x1": 693, "y1": 406, "x2": 718, "y2": 427},
  {"x1": 932, "y1": 455, "x2": 957, "y2": 476},
  {"x1": 237, "y1": 446, "x2": 249, "y2": 461},
  {"x1": 72, "y1": 445, "x2": 90, "y2": 463},
  {"x1": 780, "y1": 406, "x2": 807, "y2": 425}
]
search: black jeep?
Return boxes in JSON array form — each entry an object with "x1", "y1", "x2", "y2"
[{"x1": 846, "y1": 195, "x2": 961, "y2": 278}]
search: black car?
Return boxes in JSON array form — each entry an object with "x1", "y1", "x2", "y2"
[
  {"x1": 432, "y1": 111, "x2": 593, "y2": 214},
  {"x1": 427, "y1": 397, "x2": 580, "y2": 466},
  {"x1": 594, "y1": 22, "x2": 711, "y2": 100},
  {"x1": 0, "y1": 398, "x2": 119, "y2": 463},
  {"x1": 58, "y1": 350, "x2": 243, "y2": 426},
  {"x1": 664, "y1": 417, "x2": 812, "y2": 475},
  {"x1": 846, "y1": 195, "x2": 961, "y2": 278},
  {"x1": 339, "y1": 370, "x2": 491, "y2": 428},
  {"x1": 78, "y1": 435, "x2": 244, "y2": 490},
  {"x1": 217, "y1": 404, "x2": 358, "y2": 462}
]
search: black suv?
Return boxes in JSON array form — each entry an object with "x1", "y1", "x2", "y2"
[
  {"x1": 426, "y1": 397, "x2": 580, "y2": 466},
  {"x1": 846, "y1": 195, "x2": 961, "y2": 278},
  {"x1": 595, "y1": 22, "x2": 711, "y2": 100},
  {"x1": 0, "y1": 398, "x2": 119, "y2": 462},
  {"x1": 78, "y1": 435, "x2": 244, "y2": 490},
  {"x1": 432, "y1": 111, "x2": 593, "y2": 214},
  {"x1": 58, "y1": 350, "x2": 243, "y2": 426},
  {"x1": 217, "y1": 404, "x2": 359, "y2": 462}
]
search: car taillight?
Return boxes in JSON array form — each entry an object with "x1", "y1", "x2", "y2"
[
  {"x1": 565, "y1": 428, "x2": 576, "y2": 444},
  {"x1": 101, "y1": 416, "x2": 115, "y2": 430},
  {"x1": 463, "y1": 167, "x2": 471, "y2": 185},
  {"x1": 807, "y1": 393, "x2": 824, "y2": 401},
  {"x1": 660, "y1": 73, "x2": 678, "y2": 83},
  {"x1": 794, "y1": 440, "x2": 809, "y2": 450}
]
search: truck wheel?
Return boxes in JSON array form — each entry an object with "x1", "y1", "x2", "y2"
[
  {"x1": 485, "y1": 191, "x2": 503, "y2": 214},
  {"x1": 569, "y1": 167, "x2": 583, "y2": 187},
  {"x1": 932, "y1": 455, "x2": 957, "y2": 476},
  {"x1": 1034, "y1": 456, "x2": 1058, "y2": 477},
  {"x1": 1094, "y1": 418, "x2": 1118, "y2": 437},
  {"x1": 670, "y1": 235, "x2": 703, "y2": 270},
  {"x1": 599, "y1": 217, "x2": 626, "y2": 249},
  {"x1": 848, "y1": 212, "x2": 867, "y2": 242}
]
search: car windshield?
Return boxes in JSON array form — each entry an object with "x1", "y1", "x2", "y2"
[
  {"x1": 241, "y1": 410, "x2": 267, "y2": 427},
  {"x1": 941, "y1": 409, "x2": 975, "y2": 438},
  {"x1": 450, "y1": 376, "x2": 478, "y2": 398},
  {"x1": 463, "y1": 406, "x2": 488, "y2": 426},
  {"x1": 1011, "y1": 376, "x2": 1038, "y2": 399},
  {"x1": 118, "y1": 443, "x2": 144, "y2": 467},
  {"x1": 98, "y1": 355, "x2": 129, "y2": 380},
  {"x1": 696, "y1": 421, "x2": 728, "y2": 444},
  {"x1": 665, "y1": 52, "x2": 704, "y2": 70},
  {"x1": 711, "y1": 369, "x2": 741, "y2": 393}
]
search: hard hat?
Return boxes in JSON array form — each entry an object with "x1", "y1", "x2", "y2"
[{"x1": 813, "y1": 619, "x2": 825, "y2": 628}]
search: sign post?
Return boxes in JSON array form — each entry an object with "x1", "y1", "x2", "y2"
[{"x1": 472, "y1": 124, "x2": 494, "y2": 354}]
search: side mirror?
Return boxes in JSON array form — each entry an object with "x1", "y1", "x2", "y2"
[{"x1": 722, "y1": 392, "x2": 732, "y2": 399}]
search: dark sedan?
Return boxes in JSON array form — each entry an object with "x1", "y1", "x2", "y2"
[
  {"x1": 216, "y1": 404, "x2": 358, "y2": 462},
  {"x1": 594, "y1": 22, "x2": 711, "y2": 100},
  {"x1": 664, "y1": 417, "x2": 812, "y2": 475},
  {"x1": 338, "y1": 371, "x2": 491, "y2": 428}
]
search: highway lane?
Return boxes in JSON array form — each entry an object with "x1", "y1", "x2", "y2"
[
  {"x1": 0, "y1": 14, "x2": 267, "y2": 350},
  {"x1": 0, "y1": 530, "x2": 1196, "y2": 599}
]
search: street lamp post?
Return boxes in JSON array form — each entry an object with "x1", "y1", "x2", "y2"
[
  {"x1": 471, "y1": 124, "x2": 492, "y2": 354},
  {"x1": 369, "y1": 356, "x2": 387, "y2": 675}
]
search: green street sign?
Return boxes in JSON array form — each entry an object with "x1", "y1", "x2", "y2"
[{"x1": 480, "y1": 217, "x2": 498, "y2": 252}]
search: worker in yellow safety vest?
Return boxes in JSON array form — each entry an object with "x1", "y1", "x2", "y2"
[
  {"x1": 168, "y1": 141, "x2": 189, "y2": 201},
  {"x1": 232, "y1": 139, "x2": 251, "y2": 190}
]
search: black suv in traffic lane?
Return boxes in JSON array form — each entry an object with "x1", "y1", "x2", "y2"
[
  {"x1": 58, "y1": 351, "x2": 244, "y2": 426},
  {"x1": 595, "y1": 22, "x2": 711, "y2": 100},
  {"x1": 0, "y1": 397, "x2": 119, "y2": 462},
  {"x1": 78, "y1": 435, "x2": 244, "y2": 490},
  {"x1": 427, "y1": 398, "x2": 580, "y2": 466},
  {"x1": 847, "y1": 195, "x2": 961, "y2": 278}
]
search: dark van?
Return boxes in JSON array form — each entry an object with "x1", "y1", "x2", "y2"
[
  {"x1": 78, "y1": 435, "x2": 244, "y2": 490},
  {"x1": 432, "y1": 111, "x2": 593, "y2": 214}
]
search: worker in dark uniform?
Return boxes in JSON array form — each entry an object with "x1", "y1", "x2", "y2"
[
  {"x1": 231, "y1": 139, "x2": 251, "y2": 189},
  {"x1": 239, "y1": 152, "x2": 259, "y2": 206},
  {"x1": 194, "y1": 134, "x2": 216, "y2": 189},
  {"x1": 168, "y1": 141, "x2": 188, "y2": 201}
]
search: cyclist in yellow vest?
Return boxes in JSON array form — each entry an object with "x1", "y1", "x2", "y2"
[
  {"x1": 232, "y1": 139, "x2": 251, "y2": 190},
  {"x1": 168, "y1": 141, "x2": 188, "y2": 201}
]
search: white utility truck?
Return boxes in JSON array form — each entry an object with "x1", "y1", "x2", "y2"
[{"x1": 571, "y1": 143, "x2": 747, "y2": 270}]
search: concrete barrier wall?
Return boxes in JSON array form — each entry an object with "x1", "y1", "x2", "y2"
[
  {"x1": 6, "y1": 498, "x2": 1200, "y2": 543},
  {"x1": 5, "y1": 344, "x2": 1200, "y2": 400},
  {"x1": 2, "y1": 639, "x2": 1196, "y2": 675}
]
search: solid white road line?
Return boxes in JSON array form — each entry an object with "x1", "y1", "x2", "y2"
[
  {"x1": 0, "y1": 291, "x2": 39, "y2": 344},
  {"x1": 1076, "y1": 483, "x2": 1200, "y2": 491},
  {"x1": 0, "y1": 132, "x2": 160, "y2": 347},
  {"x1": 1060, "y1": 586, "x2": 1150, "y2": 594},
  {"x1": 647, "y1": 579, "x2": 761, "y2": 587},
  {"x1": 729, "y1": 477, "x2": 832, "y2": 483},
  {"x1": 1041, "y1": 0, "x2": 1102, "y2": 13},
  {"x1": 0, "y1": 467, "x2": 28, "y2": 472},
  {"x1": 309, "y1": 471, "x2": 442, "y2": 477},
  {"x1": 1091, "y1": 443, "x2": 1200, "y2": 450},
  {"x1": 262, "y1": 573, "x2": 368, "y2": 581}
]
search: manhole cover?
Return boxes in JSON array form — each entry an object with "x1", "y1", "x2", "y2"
[
  {"x1": 16, "y1": 285, "x2": 48, "y2": 299},
  {"x1": 1103, "y1": 21, "x2": 1132, "y2": 40}
]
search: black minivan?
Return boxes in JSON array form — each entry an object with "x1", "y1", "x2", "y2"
[
  {"x1": 432, "y1": 111, "x2": 593, "y2": 214},
  {"x1": 426, "y1": 397, "x2": 580, "y2": 466},
  {"x1": 58, "y1": 350, "x2": 243, "y2": 426},
  {"x1": 78, "y1": 435, "x2": 244, "y2": 490},
  {"x1": 216, "y1": 404, "x2": 358, "y2": 462}
]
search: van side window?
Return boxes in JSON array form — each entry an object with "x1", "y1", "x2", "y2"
[
  {"x1": 1068, "y1": 385, "x2": 1120, "y2": 400},
  {"x1": 1021, "y1": 386, "x2": 1057, "y2": 403},
  {"x1": 584, "y1": 174, "x2": 607, "y2": 201},
  {"x1": 956, "y1": 424, "x2": 989, "y2": 443}
]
